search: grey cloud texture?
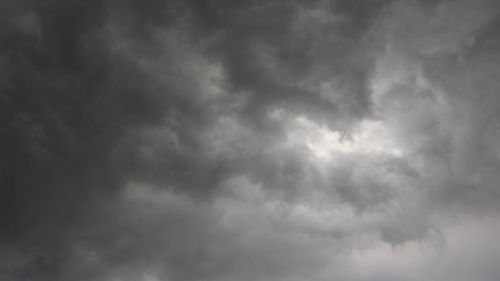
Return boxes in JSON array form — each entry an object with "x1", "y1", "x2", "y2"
[{"x1": 2, "y1": 0, "x2": 500, "y2": 280}]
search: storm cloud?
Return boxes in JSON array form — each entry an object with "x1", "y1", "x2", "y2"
[{"x1": 2, "y1": 0, "x2": 500, "y2": 280}]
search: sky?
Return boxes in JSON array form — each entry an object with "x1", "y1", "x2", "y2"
[{"x1": 1, "y1": 0, "x2": 500, "y2": 280}]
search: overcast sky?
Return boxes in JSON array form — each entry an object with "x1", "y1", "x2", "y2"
[{"x1": 2, "y1": 0, "x2": 500, "y2": 280}]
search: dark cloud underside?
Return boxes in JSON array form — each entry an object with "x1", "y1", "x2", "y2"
[{"x1": 2, "y1": 0, "x2": 500, "y2": 281}]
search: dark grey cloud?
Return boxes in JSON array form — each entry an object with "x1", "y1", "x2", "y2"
[{"x1": 2, "y1": 0, "x2": 500, "y2": 280}]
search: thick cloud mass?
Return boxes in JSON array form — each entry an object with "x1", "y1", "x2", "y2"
[{"x1": 2, "y1": 0, "x2": 500, "y2": 280}]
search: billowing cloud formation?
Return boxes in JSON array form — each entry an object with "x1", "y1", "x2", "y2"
[{"x1": 2, "y1": 0, "x2": 500, "y2": 280}]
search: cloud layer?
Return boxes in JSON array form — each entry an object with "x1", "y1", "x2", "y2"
[{"x1": 2, "y1": 0, "x2": 500, "y2": 280}]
